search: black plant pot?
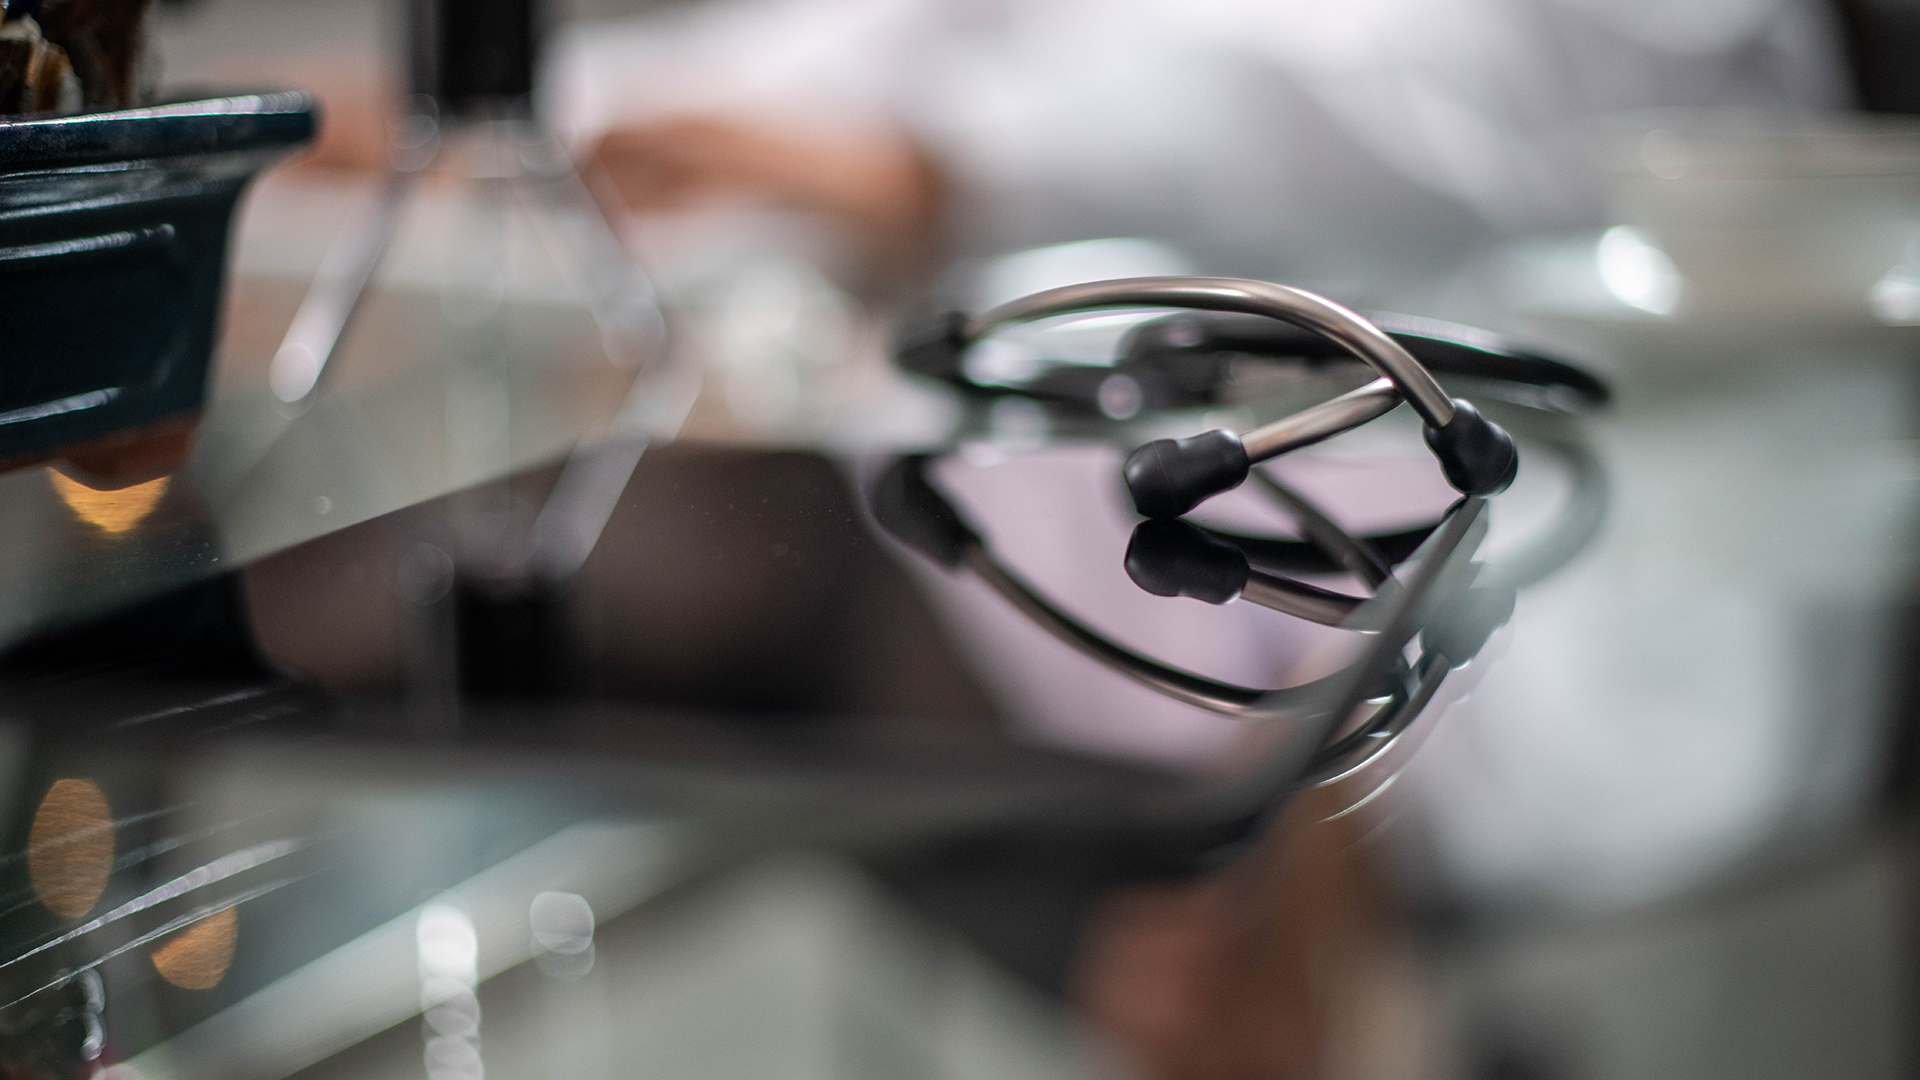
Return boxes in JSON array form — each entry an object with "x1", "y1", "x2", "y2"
[{"x1": 0, "y1": 91, "x2": 316, "y2": 477}]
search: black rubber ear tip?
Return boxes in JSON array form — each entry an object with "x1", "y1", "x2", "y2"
[
  {"x1": 1422, "y1": 399, "x2": 1519, "y2": 496},
  {"x1": 891, "y1": 311, "x2": 971, "y2": 381},
  {"x1": 1123, "y1": 429, "x2": 1250, "y2": 519},
  {"x1": 1124, "y1": 520, "x2": 1250, "y2": 604}
]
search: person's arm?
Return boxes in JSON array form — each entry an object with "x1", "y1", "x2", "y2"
[
  {"x1": 1072, "y1": 786, "x2": 1433, "y2": 1080},
  {"x1": 586, "y1": 114, "x2": 947, "y2": 276}
]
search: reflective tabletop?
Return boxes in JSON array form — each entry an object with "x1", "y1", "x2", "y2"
[{"x1": 0, "y1": 178, "x2": 1912, "y2": 1079}]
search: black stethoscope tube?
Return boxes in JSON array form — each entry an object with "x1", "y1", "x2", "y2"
[
  {"x1": 868, "y1": 455, "x2": 1491, "y2": 779},
  {"x1": 1121, "y1": 310, "x2": 1609, "y2": 411}
]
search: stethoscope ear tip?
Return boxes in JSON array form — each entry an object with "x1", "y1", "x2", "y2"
[
  {"x1": 1424, "y1": 400, "x2": 1519, "y2": 497},
  {"x1": 1124, "y1": 519, "x2": 1250, "y2": 603},
  {"x1": 1123, "y1": 429, "x2": 1250, "y2": 519}
]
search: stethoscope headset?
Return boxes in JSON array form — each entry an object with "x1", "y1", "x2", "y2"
[
  {"x1": 874, "y1": 276, "x2": 1609, "y2": 869},
  {"x1": 894, "y1": 276, "x2": 1607, "y2": 516}
]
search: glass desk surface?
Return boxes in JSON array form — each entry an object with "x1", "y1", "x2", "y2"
[{"x1": 0, "y1": 207, "x2": 1913, "y2": 1080}]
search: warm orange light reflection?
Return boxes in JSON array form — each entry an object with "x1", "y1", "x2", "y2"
[
  {"x1": 48, "y1": 472, "x2": 169, "y2": 535},
  {"x1": 152, "y1": 907, "x2": 238, "y2": 990},
  {"x1": 28, "y1": 779, "x2": 113, "y2": 919}
]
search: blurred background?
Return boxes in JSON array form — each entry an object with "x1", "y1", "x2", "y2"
[{"x1": 0, "y1": 0, "x2": 1918, "y2": 1077}]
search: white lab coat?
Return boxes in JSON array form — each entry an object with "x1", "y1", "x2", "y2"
[
  {"x1": 551, "y1": 0, "x2": 1849, "y2": 271},
  {"x1": 550, "y1": 0, "x2": 1868, "y2": 913}
]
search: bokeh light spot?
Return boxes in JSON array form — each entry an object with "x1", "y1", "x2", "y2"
[
  {"x1": 49, "y1": 472, "x2": 170, "y2": 535},
  {"x1": 28, "y1": 779, "x2": 113, "y2": 919},
  {"x1": 152, "y1": 907, "x2": 238, "y2": 990}
]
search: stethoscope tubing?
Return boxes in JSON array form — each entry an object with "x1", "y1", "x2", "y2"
[
  {"x1": 920, "y1": 276, "x2": 1529, "y2": 508},
  {"x1": 878, "y1": 274, "x2": 1609, "y2": 837},
  {"x1": 960, "y1": 545, "x2": 1343, "y2": 719},
  {"x1": 876, "y1": 453, "x2": 1488, "y2": 749}
]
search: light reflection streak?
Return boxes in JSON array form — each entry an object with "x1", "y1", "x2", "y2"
[
  {"x1": 0, "y1": 808, "x2": 188, "y2": 925},
  {"x1": 0, "y1": 387, "x2": 122, "y2": 427},
  {"x1": 0, "y1": 881, "x2": 295, "y2": 1011},
  {"x1": 1320, "y1": 767, "x2": 1403, "y2": 824},
  {"x1": 0, "y1": 811, "x2": 267, "y2": 926},
  {"x1": 0, "y1": 807, "x2": 178, "y2": 872},
  {"x1": 113, "y1": 833, "x2": 197, "y2": 874},
  {"x1": 108, "y1": 811, "x2": 280, "y2": 876},
  {"x1": 0, "y1": 838, "x2": 303, "y2": 976},
  {"x1": 109, "y1": 686, "x2": 277, "y2": 731}
]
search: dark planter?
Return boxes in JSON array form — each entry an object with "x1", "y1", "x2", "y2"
[{"x1": 0, "y1": 91, "x2": 316, "y2": 476}]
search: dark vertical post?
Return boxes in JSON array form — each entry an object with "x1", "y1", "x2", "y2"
[{"x1": 408, "y1": 0, "x2": 542, "y2": 118}]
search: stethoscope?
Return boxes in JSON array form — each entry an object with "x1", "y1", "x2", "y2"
[
  {"x1": 894, "y1": 276, "x2": 1607, "y2": 518},
  {"x1": 870, "y1": 454, "x2": 1518, "y2": 792},
  {"x1": 877, "y1": 275, "x2": 1609, "y2": 843}
]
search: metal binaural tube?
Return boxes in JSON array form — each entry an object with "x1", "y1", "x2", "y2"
[
  {"x1": 966, "y1": 277, "x2": 1457, "y2": 428},
  {"x1": 1238, "y1": 378, "x2": 1402, "y2": 461},
  {"x1": 1237, "y1": 572, "x2": 1369, "y2": 628}
]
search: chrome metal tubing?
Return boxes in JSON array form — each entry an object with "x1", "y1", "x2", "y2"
[
  {"x1": 1237, "y1": 572, "x2": 1367, "y2": 628},
  {"x1": 1173, "y1": 496, "x2": 1488, "y2": 819},
  {"x1": 1238, "y1": 377, "x2": 1402, "y2": 462},
  {"x1": 966, "y1": 277, "x2": 1456, "y2": 428},
  {"x1": 1304, "y1": 650, "x2": 1451, "y2": 787}
]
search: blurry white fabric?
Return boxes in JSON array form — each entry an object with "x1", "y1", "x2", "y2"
[
  {"x1": 551, "y1": 0, "x2": 1848, "y2": 267},
  {"x1": 550, "y1": 0, "x2": 1874, "y2": 912}
]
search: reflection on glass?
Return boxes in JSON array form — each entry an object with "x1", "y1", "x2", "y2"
[
  {"x1": 1869, "y1": 259, "x2": 1920, "y2": 325},
  {"x1": 529, "y1": 891, "x2": 594, "y2": 980},
  {"x1": 47, "y1": 472, "x2": 170, "y2": 536},
  {"x1": 151, "y1": 906, "x2": 238, "y2": 990},
  {"x1": 418, "y1": 902, "x2": 483, "y2": 1080},
  {"x1": 78, "y1": 969, "x2": 104, "y2": 1073},
  {"x1": 28, "y1": 779, "x2": 113, "y2": 919},
  {"x1": 1596, "y1": 225, "x2": 1683, "y2": 316}
]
